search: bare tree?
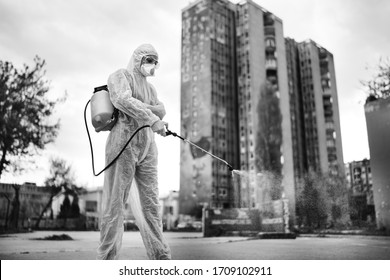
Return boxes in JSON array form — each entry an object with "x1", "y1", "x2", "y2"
[{"x1": 362, "y1": 57, "x2": 390, "y2": 102}]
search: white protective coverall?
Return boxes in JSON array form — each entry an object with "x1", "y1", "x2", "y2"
[{"x1": 97, "y1": 44, "x2": 171, "y2": 260}]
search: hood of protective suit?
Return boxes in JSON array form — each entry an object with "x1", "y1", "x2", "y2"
[{"x1": 127, "y1": 44, "x2": 158, "y2": 77}]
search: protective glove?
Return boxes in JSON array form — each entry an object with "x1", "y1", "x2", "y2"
[{"x1": 151, "y1": 120, "x2": 168, "y2": 137}]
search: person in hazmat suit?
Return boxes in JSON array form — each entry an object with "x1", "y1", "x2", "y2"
[{"x1": 97, "y1": 44, "x2": 171, "y2": 260}]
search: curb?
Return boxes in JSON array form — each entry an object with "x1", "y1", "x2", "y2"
[{"x1": 299, "y1": 233, "x2": 390, "y2": 240}]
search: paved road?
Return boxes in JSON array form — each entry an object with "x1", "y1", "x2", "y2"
[{"x1": 1, "y1": 231, "x2": 390, "y2": 260}]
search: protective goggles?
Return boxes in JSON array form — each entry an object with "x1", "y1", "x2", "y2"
[{"x1": 142, "y1": 56, "x2": 160, "y2": 68}]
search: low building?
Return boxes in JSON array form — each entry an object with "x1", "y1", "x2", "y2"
[
  {"x1": 345, "y1": 159, "x2": 375, "y2": 222},
  {"x1": 1, "y1": 182, "x2": 176, "y2": 231},
  {"x1": 160, "y1": 190, "x2": 180, "y2": 230},
  {"x1": 79, "y1": 187, "x2": 103, "y2": 230},
  {"x1": 0, "y1": 182, "x2": 103, "y2": 230},
  {"x1": 0, "y1": 182, "x2": 51, "y2": 229}
]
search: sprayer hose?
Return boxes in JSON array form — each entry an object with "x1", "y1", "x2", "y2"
[{"x1": 84, "y1": 100, "x2": 150, "y2": 176}]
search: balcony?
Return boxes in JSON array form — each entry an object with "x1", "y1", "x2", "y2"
[
  {"x1": 324, "y1": 109, "x2": 333, "y2": 117},
  {"x1": 319, "y1": 49, "x2": 328, "y2": 59},
  {"x1": 264, "y1": 26, "x2": 275, "y2": 37},
  {"x1": 263, "y1": 13, "x2": 275, "y2": 26},
  {"x1": 266, "y1": 73, "x2": 278, "y2": 85},
  {"x1": 265, "y1": 58, "x2": 277, "y2": 70},
  {"x1": 327, "y1": 147, "x2": 337, "y2": 155},
  {"x1": 320, "y1": 57, "x2": 328, "y2": 67},
  {"x1": 321, "y1": 71, "x2": 331, "y2": 79},
  {"x1": 323, "y1": 98, "x2": 332, "y2": 107},
  {"x1": 323, "y1": 87, "x2": 332, "y2": 96},
  {"x1": 327, "y1": 153, "x2": 337, "y2": 162},
  {"x1": 325, "y1": 122, "x2": 334, "y2": 131},
  {"x1": 321, "y1": 78, "x2": 331, "y2": 90},
  {"x1": 265, "y1": 38, "x2": 276, "y2": 51}
]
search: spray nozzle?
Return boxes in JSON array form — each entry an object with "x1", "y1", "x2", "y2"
[
  {"x1": 165, "y1": 129, "x2": 185, "y2": 141},
  {"x1": 165, "y1": 129, "x2": 175, "y2": 137}
]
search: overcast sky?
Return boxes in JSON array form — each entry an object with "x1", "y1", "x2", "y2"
[{"x1": 1, "y1": 0, "x2": 389, "y2": 196}]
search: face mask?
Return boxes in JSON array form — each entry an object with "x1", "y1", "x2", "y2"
[{"x1": 141, "y1": 63, "x2": 156, "y2": 76}]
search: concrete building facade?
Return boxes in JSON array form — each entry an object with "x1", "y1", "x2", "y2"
[
  {"x1": 285, "y1": 38, "x2": 306, "y2": 184},
  {"x1": 234, "y1": 0, "x2": 295, "y2": 218},
  {"x1": 180, "y1": 0, "x2": 295, "y2": 221},
  {"x1": 0, "y1": 182, "x2": 51, "y2": 229},
  {"x1": 345, "y1": 159, "x2": 375, "y2": 222},
  {"x1": 285, "y1": 39, "x2": 344, "y2": 177},
  {"x1": 179, "y1": 0, "x2": 344, "y2": 229},
  {"x1": 160, "y1": 190, "x2": 180, "y2": 230},
  {"x1": 79, "y1": 187, "x2": 103, "y2": 230},
  {"x1": 364, "y1": 97, "x2": 390, "y2": 233},
  {"x1": 180, "y1": 0, "x2": 239, "y2": 214}
]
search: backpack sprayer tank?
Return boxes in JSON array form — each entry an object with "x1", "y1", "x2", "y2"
[
  {"x1": 84, "y1": 86, "x2": 147, "y2": 176},
  {"x1": 90, "y1": 85, "x2": 118, "y2": 132}
]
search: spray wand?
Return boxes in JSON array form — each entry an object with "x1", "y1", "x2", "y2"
[{"x1": 165, "y1": 129, "x2": 234, "y2": 172}]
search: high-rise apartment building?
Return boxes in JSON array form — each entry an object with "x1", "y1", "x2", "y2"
[
  {"x1": 180, "y1": 0, "x2": 239, "y2": 214},
  {"x1": 234, "y1": 0, "x2": 295, "y2": 215},
  {"x1": 285, "y1": 39, "x2": 345, "y2": 177},
  {"x1": 179, "y1": 0, "x2": 344, "y2": 227},
  {"x1": 180, "y1": 0, "x2": 295, "y2": 219},
  {"x1": 285, "y1": 38, "x2": 306, "y2": 184}
]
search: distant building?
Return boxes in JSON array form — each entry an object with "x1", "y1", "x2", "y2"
[
  {"x1": 0, "y1": 182, "x2": 104, "y2": 230},
  {"x1": 0, "y1": 182, "x2": 157, "y2": 230},
  {"x1": 160, "y1": 190, "x2": 180, "y2": 230},
  {"x1": 0, "y1": 182, "x2": 51, "y2": 229},
  {"x1": 78, "y1": 187, "x2": 142, "y2": 231},
  {"x1": 79, "y1": 187, "x2": 103, "y2": 230},
  {"x1": 286, "y1": 39, "x2": 345, "y2": 177},
  {"x1": 345, "y1": 159, "x2": 375, "y2": 222},
  {"x1": 364, "y1": 97, "x2": 390, "y2": 233}
]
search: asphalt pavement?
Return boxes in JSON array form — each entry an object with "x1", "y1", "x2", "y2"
[{"x1": 1, "y1": 230, "x2": 390, "y2": 260}]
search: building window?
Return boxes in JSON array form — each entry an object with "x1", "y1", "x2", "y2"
[
  {"x1": 86, "y1": 201, "x2": 97, "y2": 212},
  {"x1": 265, "y1": 38, "x2": 275, "y2": 47},
  {"x1": 192, "y1": 96, "x2": 198, "y2": 106},
  {"x1": 327, "y1": 140, "x2": 335, "y2": 147}
]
